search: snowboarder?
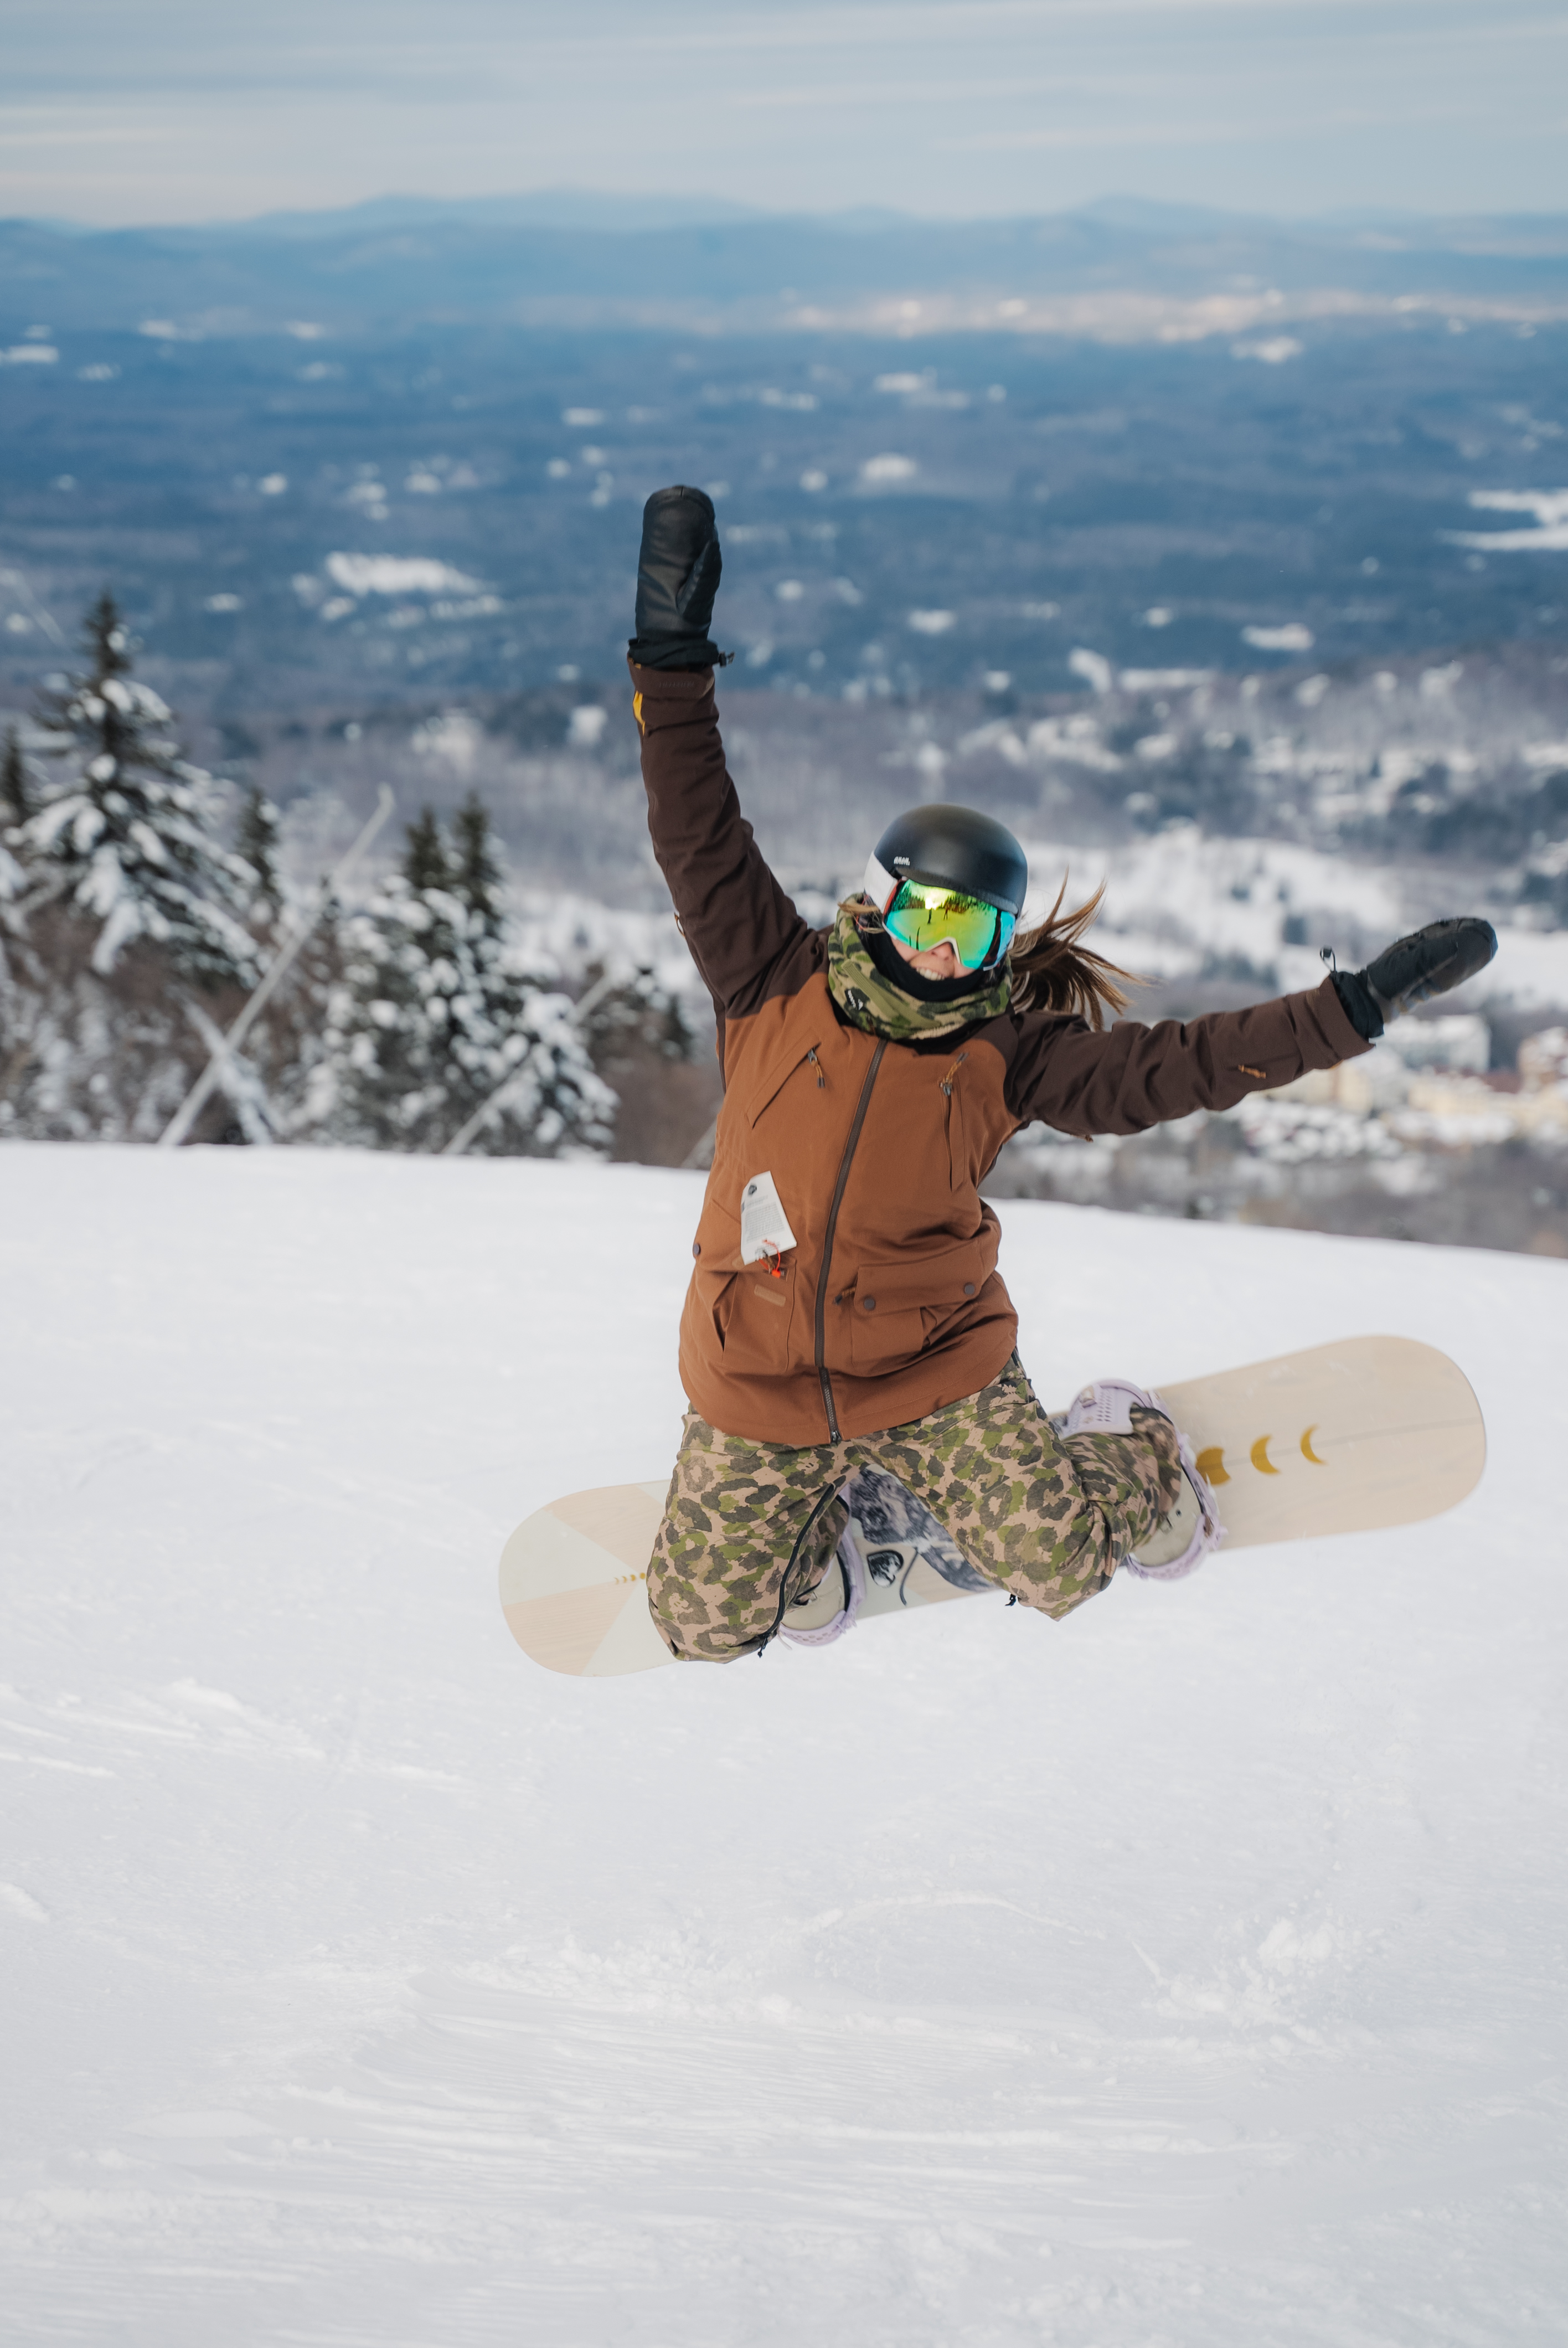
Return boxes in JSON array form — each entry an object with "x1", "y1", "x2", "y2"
[{"x1": 627, "y1": 486, "x2": 1497, "y2": 1661}]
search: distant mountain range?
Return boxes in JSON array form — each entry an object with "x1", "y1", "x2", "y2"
[{"x1": 5, "y1": 197, "x2": 1567, "y2": 339}]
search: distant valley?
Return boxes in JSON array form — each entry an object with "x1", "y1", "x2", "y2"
[{"x1": 1, "y1": 197, "x2": 1565, "y2": 728}]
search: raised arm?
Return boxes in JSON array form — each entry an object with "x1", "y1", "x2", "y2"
[{"x1": 628, "y1": 488, "x2": 818, "y2": 1019}]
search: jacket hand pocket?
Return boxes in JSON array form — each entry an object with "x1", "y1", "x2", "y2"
[
  {"x1": 697, "y1": 1260, "x2": 797, "y2": 1372},
  {"x1": 843, "y1": 1235, "x2": 997, "y2": 1375}
]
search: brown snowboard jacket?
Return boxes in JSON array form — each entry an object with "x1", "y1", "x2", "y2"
[{"x1": 633, "y1": 660, "x2": 1368, "y2": 1448}]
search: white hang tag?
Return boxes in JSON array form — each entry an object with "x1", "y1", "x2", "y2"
[{"x1": 740, "y1": 1171, "x2": 798, "y2": 1264}]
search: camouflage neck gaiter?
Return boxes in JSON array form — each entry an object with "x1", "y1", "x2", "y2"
[{"x1": 824, "y1": 899, "x2": 1011, "y2": 1042}]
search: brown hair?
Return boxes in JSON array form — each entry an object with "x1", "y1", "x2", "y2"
[{"x1": 1007, "y1": 878, "x2": 1139, "y2": 1029}]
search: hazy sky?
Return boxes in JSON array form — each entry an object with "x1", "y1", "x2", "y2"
[{"x1": 3, "y1": 0, "x2": 1564, "y2": 226}]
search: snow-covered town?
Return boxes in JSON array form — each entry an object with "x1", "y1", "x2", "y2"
[{"x1": 994, "y1": 1006, "x2": 1568, "y2": 1250}]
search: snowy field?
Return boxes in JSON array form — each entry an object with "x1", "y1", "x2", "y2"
[{"x1": 3, "y1": 1141, "x2": 1566, "y2": 2348}]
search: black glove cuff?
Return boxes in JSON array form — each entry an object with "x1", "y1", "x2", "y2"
[
  {"x1": 1332, "y1": 968, "x2": 1384, "y2": 1043},
  {"x1": 627, "y1": 635, "x2": 732, "y2": 672}
]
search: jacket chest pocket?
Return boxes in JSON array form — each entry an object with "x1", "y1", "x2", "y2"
[{"x1": 744, "y1": 1035, "x2": 824, "y2": 1130}]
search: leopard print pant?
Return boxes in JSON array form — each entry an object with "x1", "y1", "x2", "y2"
[{"x1": 648, "y1": 1354, "x2": 1183, "y2": 1660}]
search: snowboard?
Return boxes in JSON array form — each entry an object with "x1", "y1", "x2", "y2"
[{"x1": 498, "y1": 1336, "x2": 1484, "y2": 1679}]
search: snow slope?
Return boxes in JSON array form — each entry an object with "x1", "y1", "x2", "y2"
[{"x1": 2, "y1": 1143, "x2": 1565, "y2": 2347}]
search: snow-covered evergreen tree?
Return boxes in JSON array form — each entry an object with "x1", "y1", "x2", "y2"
[
  {"x1": 303, "y1": 797, "x2": 615, "y2": 1156},
  {"x1": 237, "y1": 787, "x2": 282, "y2": 920},
  {"x1": 18, "y1": 594, "x2": 257, "y2": 984},
  {"x1": 0, "y1": 596, "x2": 274, "y2": 1142},
  {"x1": 451, "y1": 789, "x2": 501, "y2": 923},
  {"x1": 0, "y1": 734, "x2": 26, "y2": 933},
  {"x1": 578, "y1": 958, "x2": 700, "y2": 1070},
  {"x1": 2, "y1": 728, "x2": 32, "y2": 827}
]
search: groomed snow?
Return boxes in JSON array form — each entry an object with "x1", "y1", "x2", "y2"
[{"x1": 3, "y1": 1142, "x2": 1566, "y2": 2345}]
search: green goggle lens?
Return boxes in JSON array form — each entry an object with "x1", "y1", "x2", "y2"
[{"x1": 884, "y1": 882, "x2": 1015, "y2": 971}]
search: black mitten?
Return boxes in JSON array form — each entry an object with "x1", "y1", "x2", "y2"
[
  {"x1": 1331, "y1": 916, "x2": 1497, "y2": 1041},
  {"x1": 628, "y1": 486, "x2": 729, "y2": 671}
]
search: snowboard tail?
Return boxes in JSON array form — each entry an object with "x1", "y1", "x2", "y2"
[{"x1": 498, "y1": 1336, "x2": 1484, "y2": 1679}]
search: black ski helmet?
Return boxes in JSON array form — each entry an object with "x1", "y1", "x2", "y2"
[{"x1": 864, "y1": 804, "x2": 1029, "y2": 925}]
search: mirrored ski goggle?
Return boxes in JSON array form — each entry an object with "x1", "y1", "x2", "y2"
[{"x1": 883, "y1": 881, "x2": 1015, "y2": 972}]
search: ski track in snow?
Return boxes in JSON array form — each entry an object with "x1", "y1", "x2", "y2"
[{"x1": 2, "y1": 1141, "x2": 1565, "y2": 2345}]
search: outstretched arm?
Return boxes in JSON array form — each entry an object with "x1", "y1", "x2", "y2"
[
  {"x1": 1005, "y1": 979, "x2": 1365, "y2": 1137},
  {"x1": 629, "y1": 488, "x2": 818, "y2": 1021},
  {"x1": 1005, "y1": 918, "x2": 1498, "y2": 1137}
]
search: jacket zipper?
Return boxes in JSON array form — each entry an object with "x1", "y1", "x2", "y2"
[{"x1": 814, "y1": 1039, "x2": 886, "y2": 1443}]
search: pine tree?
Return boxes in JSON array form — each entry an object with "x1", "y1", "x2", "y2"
[
  {"x1": 237, "y1": 787, "x2": 282, "y2": 914},
  {"x1": 403, "y1": 806, "x2": 451, "y2": 895},
  {"x1": 19, "y1": 593, "x2": 256, "y2": 985},
  {"x1": 579, "y1": 961, "x2": 699, "y2": 1067},
  {"x1": 451, "y1": 791, "x2": 501, "y2": 924},
  {"x1": 86, "y1": 589, "x2": 130, "y2": 682},
  {"x1": 305, "y1": 799, "x2": 615, "y2": 1155},
  {"x1": 2, "y1": 729, "x2": 30, "y2": 826}
]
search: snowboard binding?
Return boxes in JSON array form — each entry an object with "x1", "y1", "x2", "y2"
[{"x1": 1060, "y1": 1378, "x2": 1226, "y2": 1580}]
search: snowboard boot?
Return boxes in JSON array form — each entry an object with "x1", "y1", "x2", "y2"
[
  {"x1": 1062, "y1": 1379, "x2": 1225, "y2": 1581},
  {"x1": 779, "y1": 1508, "x2": 868, "y2": 1646}
]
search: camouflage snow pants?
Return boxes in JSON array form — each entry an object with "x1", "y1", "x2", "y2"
[{"x1": 648, "y1": 1353, "x2": 1184, "y2": 1661}]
